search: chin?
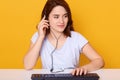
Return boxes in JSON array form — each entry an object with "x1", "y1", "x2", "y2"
[
  {"x1": 59, "y1": 27, "x2": 66, "y2": 32},
  {"x1": 58, "y1": 29, "x2": 65, "y2": 33}
]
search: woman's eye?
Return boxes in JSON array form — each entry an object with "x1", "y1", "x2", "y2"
[
  {"x1": 54, "y1": 16, "x2": 59, "y2": 19},
  {"x1": 64, "y1": 15, "x2": 68, "y2": 18}
]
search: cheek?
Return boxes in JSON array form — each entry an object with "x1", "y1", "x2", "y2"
[
  {"x1": 65, "y1": 17, "x2": 68, "y2": 22},
  {"x1": 65, "y1": 19, "x2": 68, "y2": 24},
  {"x1": 48, "y1": 18, "x2": 52, "y2": 25},
  {"x1": 49, "y1": 20, "x2": 55, "y2": 27},
  {"x1": 49, "y1": 18, "x2": 57, "y2": 25}
]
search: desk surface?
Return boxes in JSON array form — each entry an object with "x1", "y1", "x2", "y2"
[{"x1": 0, "y1": 69, "x2": 120, "y2": 80}]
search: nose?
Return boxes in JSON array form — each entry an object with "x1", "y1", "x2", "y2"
[{"x1": 59, "y1": 17, "x2": 64, "y2": 24}]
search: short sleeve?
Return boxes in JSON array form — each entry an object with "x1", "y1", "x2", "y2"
[
  {"x1": 31, "y1": 32, "x2": 38, "y2": 44},
  {"x1": 77, "y1": 33, "x2": 88, "y2": 49},
  {"x1": 72, "y1": 32, "x2": 88, "y2": 53}
]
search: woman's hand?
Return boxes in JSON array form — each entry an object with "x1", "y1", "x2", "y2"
[
  {"x1": 37, "y1": 15, "x2": 49, "y2": 37},
  {"x1": 71, "y1": 67, "x2": 88, "y2": 76}
]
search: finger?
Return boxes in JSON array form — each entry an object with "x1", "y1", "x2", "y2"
[
  {"x1": 41, "y1": 23, "x2": 49, "y2": 30},
  {"x1": 42, "y1": 20, "x2": 49, "y2": 23},
  {"x1": 83, "y1": 69, "x2": 87, "y2": 75},
  {"x1": 71, "y1": 69, "x2": 76, "y2": 75},
  {"x1": 38, "y1": 20, "x2": 49, "y2": 29},
  {"x1": 76, "y1": 68, "x2": 80, "y2": 76},
  {"x1": 80, "y1": 68, "x2": 83, "y2": 75},
  {"x1": 42, "y1": 15, "x2": 46, "y2": 21},
  {"x1": 39, "y1": 20, "x2": 49, "y2": 27},
  {"x1": 44, "y1": 23, "x2": 49, "y2": 28},
  {"x1": 42, "y1": 21, "x2": 49, "y2": 28},
  {"x1": 43, "y1": 26, "x2": 47, "y2": 31}
]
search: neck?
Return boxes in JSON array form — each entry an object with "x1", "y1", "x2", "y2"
[
  {"x1": 51, "y1": 32, "x2": 63, "y2": 40},
  {"x1": 50, "y1": 30, "x2": 64, "y2": 40}
]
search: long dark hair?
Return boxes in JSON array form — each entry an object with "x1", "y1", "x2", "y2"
[{"x1": 41, "y1": 0, "x2": 74, "y2": 37}]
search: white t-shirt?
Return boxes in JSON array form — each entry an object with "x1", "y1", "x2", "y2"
[{"x1": 31, "y1": 31, "x2": 88, "y2": 70}]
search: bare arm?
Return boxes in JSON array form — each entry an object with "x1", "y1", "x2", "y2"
[
  {"x1": 81, "y1": 43, "x2": 104, "y2": 71},
  {"x1": 23, "y1": 16, "x2": 49, "y2": 70},
  {"x1": 23, "y1": 36, "x2": 44, "y2": 70},
  {"x1": 72, "y1": 43, "x2": 104, "y2": 75}
]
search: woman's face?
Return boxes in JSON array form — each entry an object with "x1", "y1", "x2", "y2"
[{"x1": 48, "y1": 6, "x2": 68, "y2": 33}]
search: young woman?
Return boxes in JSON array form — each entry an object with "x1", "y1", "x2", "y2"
[{"x1": 24, "y1": 0, "x2": 104, "y2": 75}]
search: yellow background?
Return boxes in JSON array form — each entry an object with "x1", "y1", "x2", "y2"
[{"x1": 0, "y1": 0, "x2": 120, "y2": 69}]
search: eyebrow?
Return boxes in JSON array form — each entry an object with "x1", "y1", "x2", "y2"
[{"x1": 52, "y1": 13, "x2": 68, "y2": 16}]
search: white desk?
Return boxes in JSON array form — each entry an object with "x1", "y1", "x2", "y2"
[{"x1": 0, "y1": 69, "x2": 120, "y2": 80}]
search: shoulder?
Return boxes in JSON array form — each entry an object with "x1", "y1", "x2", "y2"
[
  {"x1": 31, "y1": 32, "x2": 38, "y2": 43},
  {"x1": 32, "y1": 32, "x2": 38, "y2": 37},
  {"x1": 70, "y1": 31, "x2": 85, "y2": 38},
  {"x1": 71, "y1": 31, "x2": 79, "y2": 35},
  {"x1": 31, "y1": 32, "x2": 39, "y2": 40},
  {"x1": 70, "y1": 31, "x2": 88, "y2": 44}
]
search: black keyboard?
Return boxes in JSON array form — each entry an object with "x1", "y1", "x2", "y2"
[{"x1": 31, "y1": 73, "x2": 99, "y2": 80}]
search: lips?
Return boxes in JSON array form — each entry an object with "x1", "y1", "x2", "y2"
[{"x1": 57, "y1": 25, "x2": 65, "y2": 28}]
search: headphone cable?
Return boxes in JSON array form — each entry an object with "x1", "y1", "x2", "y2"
[{"x1": 50, "y1": 31, "x2": 62, "y2": 72}]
